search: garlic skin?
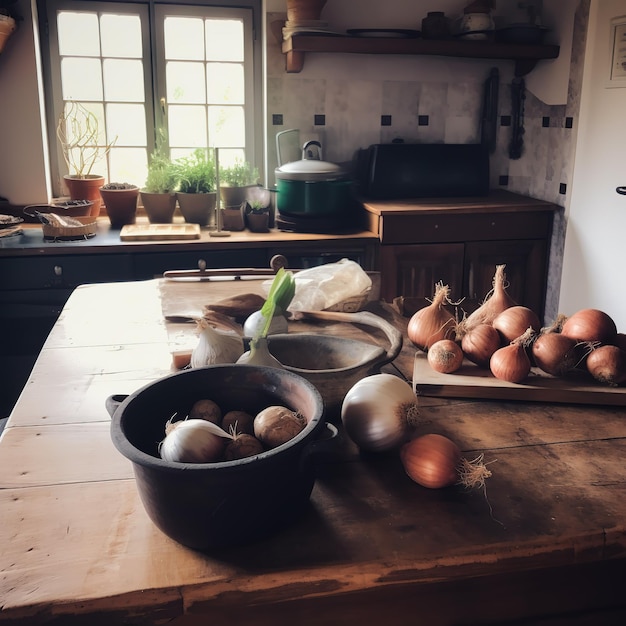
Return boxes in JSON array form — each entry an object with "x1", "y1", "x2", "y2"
[
  {"x1": 159, "y1": 418, "x2": 232, "y2": 463},
  {"x1": 190, "y1": 318, "x2": 244, "y2": 368}
]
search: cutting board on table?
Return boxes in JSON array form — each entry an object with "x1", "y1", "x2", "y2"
[
  {"x1": 412, "y1": 351, "x2": 626, "y2": 406},
  {"x1": 120, "y1": 223, "x2": 201, "y2": 241}
]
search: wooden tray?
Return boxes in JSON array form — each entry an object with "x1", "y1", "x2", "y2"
[
  {"x1": 412, "y1": 351, "x2": 626, "y2": 406},
  {"x1": 120, "y1": 223, "x2": 201, "y2": 241}
]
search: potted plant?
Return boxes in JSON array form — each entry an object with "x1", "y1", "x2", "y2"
[
  {"x1": 99, "y1": 182, "x2": 139, "y2": 229},
  {"x1": 141, "y1": 137, "x2": 179, "y2": 224},
  {"x1": 244, "y1": 187, "x2": 272, "y2": 232},
  {"x1": 0, "y1": 1, "x2": 19, "y2": 55},
  {"x1": 57, "y1": 101, "x2": 115, "y2": 217},
  {"x1": 174, "y1": 149, "x2": 216, "y2": 227},
  {"x1": 219, "y1": 159, "x2": 259, "y2": 208}
]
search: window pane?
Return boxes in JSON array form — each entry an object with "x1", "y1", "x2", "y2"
[
  {"x1": 206, "y1": 20, "x2": 243, "y2": 62},
  {"x1": 61, "y1": 102, "x2": 107, "y2": 146},
  {"x1": 58, "y1": 12, "x2": 100, "y2": 56},
  {"x1": 169, "y1": 105, "x2": 207, "y2": 148},
  {"x1": 61, "y1": 58, "x2": 103, "y2": 100},
  {"x1": 165, "y1": 17, "x2": 204, "y2": 60},
  {"x1": 109, "y1": 147, "x2": 147, "y2": 185},
  {"x1": 101, "y1": 14, "x2": 142, "y2": 58},
  {"x1": 103, "y1": 59, "x2": 145, "y2": 102},
  {"x1": 216, "y1": 148, "x2": 245, "y2": 170},
  {"x1": 207, "y1": 63, "x2": 244, "y2": 104},
  {"x1": 209, "y1": 105, "x2": 244, "y2": 148},
  {"x1": 166, "y1": 61, "x2": 205, "y2": 103},
  {"x1": 107, "y1": 104, "x2": 146, "y2": 146}
]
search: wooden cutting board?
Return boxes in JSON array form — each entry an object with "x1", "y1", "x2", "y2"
[
  {"x1": 412, "y1": 351, "x2": 626, "y2": 406},
  {"x1": 120, "y1": 223, "x2": 201, "y2": 241}
]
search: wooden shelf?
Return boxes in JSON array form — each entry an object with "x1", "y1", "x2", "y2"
[{"x1": 282, "y1": 34, "x2": 560, "y2": 76}]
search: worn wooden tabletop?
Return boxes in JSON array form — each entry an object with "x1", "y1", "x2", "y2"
[{"x1": 1, "y1": 278, "x2": 626, "y2": 625}]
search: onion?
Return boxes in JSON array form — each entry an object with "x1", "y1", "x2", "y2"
[
  {"x1": 341, "y1": 374, "x2": 420, "y2": 452},
  {"x1": 407, "y1": 282, "x2": 456, "y2": 352},
  {"x1": 159, "y1": 418, "x2": 232, "y2": 463},
  {"x1": 489, "y1": 327, "x2": 534, "y2": 383},
  {"x1": 460, "y1": 264, "x2": 516, "y2": 334},
  {"x1": 223, "y1": 433, "x2": 265, "y2": 460},
  {"x1": 400, "y1": 434, "x2": 492, "y2": 490},
  {"x1": 221, "y1": 410, "x2": 255, "y2": 435},
  {"x1": 492, "y1": 305, "x2": 541, "y2": 343},
  {"x1": 532, "y1": 331, "x2": 579, "y2": 377},
  {"x1": 189, "y1": 398, "x2": 222, "y2": 424},
  {"x1": 561, "y1": 308, "x2": 618, "y2": 344},
  {"x1": 427, "y1": 339, "x2": 463, "y2": 373},
  {"x1": 461, "y1": 323, "x2": 501, "y2": 367},
  {"x1": 586, "y1": 345, "x2": 626, "y2": 386},
  {"x1": 254, "y1": 405, "x2": 305, "y2": 449}
]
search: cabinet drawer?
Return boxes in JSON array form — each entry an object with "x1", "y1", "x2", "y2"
[
  {"x1": 380, "y1": 211, "x2": 553, "y2": 245},
  {"x1": 0, "y1": 254, "x2": 133, "y2": 290},
  {"x1": 132, "y1": 249, "x2": 269, "y2": 279}
]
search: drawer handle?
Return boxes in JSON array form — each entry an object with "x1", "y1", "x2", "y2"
[{"x1": 54, "y1": 265, "x2": 63, "y2": 276}]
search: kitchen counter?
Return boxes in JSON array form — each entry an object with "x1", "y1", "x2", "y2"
[{"x1": 1, "y1": 278, "x2": 626, "y2": 625}]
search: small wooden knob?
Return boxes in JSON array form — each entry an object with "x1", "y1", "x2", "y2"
[{"x1": 270, "y1": 254, "x2": 288, "y2": 272}]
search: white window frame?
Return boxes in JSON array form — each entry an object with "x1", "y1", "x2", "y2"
[{"x1": 40, "y1": 0, "x2": 263, "y2": 198}]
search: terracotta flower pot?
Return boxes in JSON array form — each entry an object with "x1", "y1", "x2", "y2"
[
  {"x1": 177, "y1": 192, "x2": 216, "y2": 227},
  {"x1": 286, "y1": 0, "x2": 327, "y2": 22},
  {"x1": 140, "y1": 191, "x2": 177, "y2": 224},
  {"x1": 100, "y1": 186, "x2": 139, "y2": 229},
  {"x1": 64, "y1": 175, "x2": 105, "y2": 217}
]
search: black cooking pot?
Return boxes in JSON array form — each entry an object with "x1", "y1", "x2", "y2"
[
  {"x1": 275, "y1": 140, "x2": 353, "y2": 217},
  {"x1": 107, "y1": 365, "x2": 333, "y2": 550}
]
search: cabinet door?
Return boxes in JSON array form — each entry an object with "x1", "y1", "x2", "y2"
[
  {"x1": 464, "y1": 240, "x2": 548, "y2": 317},
  {"x1": 380, "y1": 244, "x2": 464, "y2": 302}
]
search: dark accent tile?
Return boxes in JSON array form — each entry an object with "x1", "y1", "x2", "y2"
[
  {"x1": 501, "y1": 115, "x2": 511, "y2": 127},
  {"x1": 559, "y1": 183, "x2": 567, "y2": 195},
  {"x1": 565, "y1": 116, "x2": 573, "y2": 129},
  {"x1": 499, "y1": 175, "x2": 509, "y2": 186},
  {"x1": 418, "y1": 115, "x2": 429, "y2": 126},
  {"x1": 272, "y1": 114, "x2": 283, "y2": 126},
  {"x1": 314, "y1": 114, "x2": 325, "y2": 126},
  {"x1": 542, "y1": 116, "x2": 550, "y2": 127},
  {"x1": 381, "y1": 115, "x2": 392, "y2": 126}
]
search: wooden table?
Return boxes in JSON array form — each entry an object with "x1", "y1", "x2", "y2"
[{"x1": 2, "y1": 278, "x2": 626, "y2": 625}]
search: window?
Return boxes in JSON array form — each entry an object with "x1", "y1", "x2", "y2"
[{"x1": 40, "y1": 0, "x2": 262, "y2": 197}]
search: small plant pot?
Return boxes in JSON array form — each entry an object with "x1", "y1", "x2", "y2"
[
  {"x1": 221, "y1": 204, "x2": 246, "y2": 231},
  {"x1": 140, "y1": 191, "x2": 177, "y2": 224},
  {"x1": 220, "y1": 185, "x2": 257, "y2": 208},
  {"x1": 100, "y1": 186, "x2": 139, "y2": 229},
  {"x1": 246, "y1": 212, "x2": 270, "y2": 233},
  {"x1": 64, "y1": 175, "x2": 105, "y2": 217},
  {"x1": 177, "y1": 192, "x2": 216, "y2": 227}
]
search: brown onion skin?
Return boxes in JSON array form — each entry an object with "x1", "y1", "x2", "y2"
[
  {"x1": 427, "y1": 339, "x2": 463, "y2": 374},
  {"x1": 561, "y1": 308, "x2": 617, "y2": 344},
  {"x1": 461, "y1": 323, "x2": 501, "y2": 368},
  {"x1": 490, "y1": 343, "x2": 531, "y2": 383},
  {"x1": 586, "y1": 345, "x2": 626, "y2": 386},
  {"x1": 407, "y1": 284, "x2": 456, "y2": 351},
  {"x1": 400, "y1": 434, "x2": 461, "y2": 489},
  {"x1": 492, "y1": 306, "x2": 541, "y2": 344},
  {"x1": 532, "y1": 332, "x2": 579, "y2": 377}
]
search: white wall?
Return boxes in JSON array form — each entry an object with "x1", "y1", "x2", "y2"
[{"x1": 0, "y1": 0, "x2": 50, "y2": 205}]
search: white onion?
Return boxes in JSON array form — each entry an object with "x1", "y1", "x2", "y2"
[
  {"x1": 159, "y1": 418, "x2": 232, "y2": 463},
  {"x1": 340, "y1": 374, "x2": 420, "y2": 452}
]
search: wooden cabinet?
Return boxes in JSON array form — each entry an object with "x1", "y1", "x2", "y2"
[{"x1": 363, "y1": 191, "x2": 557, "y2": 318}]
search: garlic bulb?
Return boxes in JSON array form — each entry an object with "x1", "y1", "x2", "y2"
[
  {"x1": 243, "y1": 309, "x2": 289, "y2": 338},
  {"x1": 237, "y1": 336, "x2": 284, "y2": 368},
  {"x1": 159, "y1": 418, "x2": 232, "y2": 463},
  {"x1": 190, "y1": 318, "x2": 244, "y2": 368}
]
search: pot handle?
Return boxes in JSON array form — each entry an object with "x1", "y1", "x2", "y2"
[
  {"x1": 292, "y1": 309, "x2": 403, "y2": 366},
  {"x1": 105, "y1": 394, "x2": 129, "y2": 418},
  {"x1": 299, "y1": 422, "x2": 339, "y2": 471},
  {"x1": 302, "y1": 140, "x2": 322, "y2": 161}
]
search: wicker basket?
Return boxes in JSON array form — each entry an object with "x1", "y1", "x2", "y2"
[{"x1": 42, "y1": 216, "x2": 97, "y2": 240}]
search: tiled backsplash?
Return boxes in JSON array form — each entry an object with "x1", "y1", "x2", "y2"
[{"x1": 266, "y1": 1, "x2": 590, "y2": 321}]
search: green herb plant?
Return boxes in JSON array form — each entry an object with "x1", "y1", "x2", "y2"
[
  {"x1": 221, "y1": 159, "x2": 259, "y2": 187},
  {"x1": 174, "y1": 148, "x2": 216, "y2": 194}
]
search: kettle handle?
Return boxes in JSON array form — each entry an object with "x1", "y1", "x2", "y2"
[{"x1": 302, "y1": 140, "x2": 322, "y2": 161}]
